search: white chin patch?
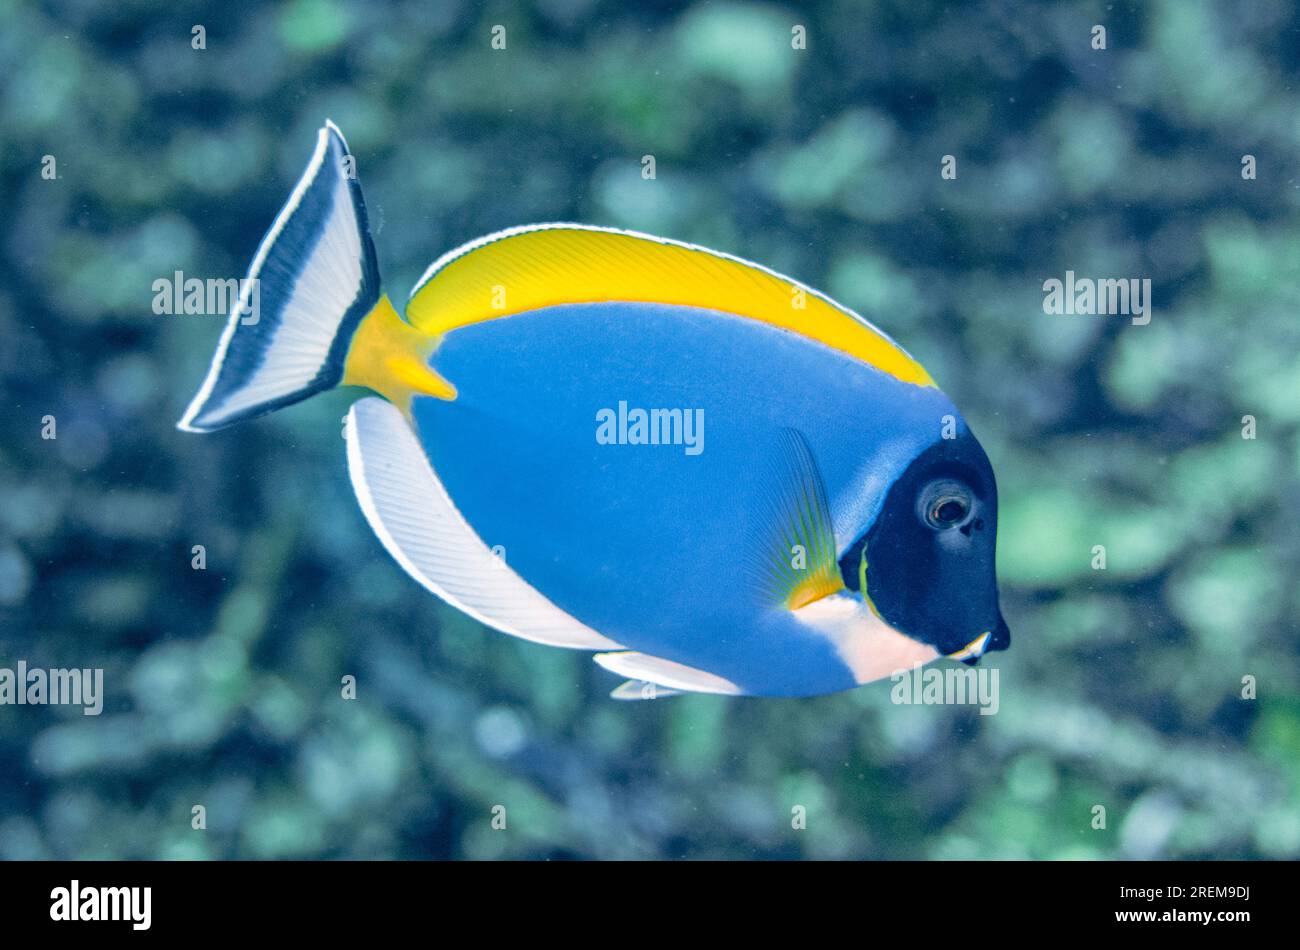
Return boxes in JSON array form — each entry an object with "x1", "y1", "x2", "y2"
[{"x1": 793, "y1": 593, "x2": 939, "y2": 685}]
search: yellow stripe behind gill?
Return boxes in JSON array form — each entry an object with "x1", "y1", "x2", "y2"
[
  {"x1": 342, "y1": 295, "x2": 456, "y2": 412},
  {"x1": 858, "y1": 549, "x2": 886, "y2": 621},
  {"x1": 404, "y1": 227, "x2": 935, "y2": 387}
]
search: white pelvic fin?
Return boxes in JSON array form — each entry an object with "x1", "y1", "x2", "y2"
[
  {"x1": 594, "y1": 652, "x2": 742, "y2": 696},
  {"x1": 179, "y1": 120, "x2": 381, "y2": 432},
  {"x1": 346, "y1": 396, "x2": 622, "y2": 650},
  {"x1": 609, "y1": 680, "x2": 684, "y2": 701}
]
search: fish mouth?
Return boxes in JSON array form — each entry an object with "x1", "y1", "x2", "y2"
[
  {"x1": 945, "y1": 615, "x2": 1011, "y2": 665},
  {"x1": 946, "y1": 632, "x2": 991, "y2": 663}
]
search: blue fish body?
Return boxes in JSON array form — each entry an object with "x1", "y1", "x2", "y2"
[
  {"x1": 178, "y1": 122, "x2": 1010, "y2": 700},
  {"x1": 417, "y1": 302, "x2": 961, "y2": 695}
]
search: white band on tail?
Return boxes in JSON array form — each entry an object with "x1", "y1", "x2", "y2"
[{"x1": 178, "y1": 120, "x2": 380, "y2": 432}]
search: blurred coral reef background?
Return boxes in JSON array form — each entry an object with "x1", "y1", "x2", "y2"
[{"x1": 0, "y1": 0, "x2": 1298, "y2": 858}]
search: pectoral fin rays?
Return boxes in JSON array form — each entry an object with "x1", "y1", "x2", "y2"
[{"x1": 745, "y1": 428, "x2": 844, "y2": 611}]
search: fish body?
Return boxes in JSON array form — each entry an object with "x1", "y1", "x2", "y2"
[{"x1": 180, "y1": 122, "x2": 1010, "y2": 699}]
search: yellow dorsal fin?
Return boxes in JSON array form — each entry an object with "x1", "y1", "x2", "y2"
[
  {"x1": 343, "y1": 295, "x2": 456, "y2": 410},
  {"x1": 404, "y1": 225, "x2": 935, "y2": 387}
]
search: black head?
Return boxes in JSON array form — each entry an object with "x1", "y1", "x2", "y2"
[{"x1": 838, "y1": 430, "x2": 1010, "y2": 661}]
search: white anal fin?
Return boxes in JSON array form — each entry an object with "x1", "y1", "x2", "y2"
[
  {"x1": 594, "y1": 652, "x2": 742, "y2": 697},
  {"x1": 346, "y1": 397, "x2": 622, "y2": 650}
]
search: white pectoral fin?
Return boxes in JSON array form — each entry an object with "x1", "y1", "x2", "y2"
[
  {"x1": 346, "y1": 397, "x2": 622, "y2": 650},
  {"x1": 594, "y1": 652, "x2": 742, "y2": 697},
  {"x1": 793, "y1": 593, "x2": 939, "y2": 685}
]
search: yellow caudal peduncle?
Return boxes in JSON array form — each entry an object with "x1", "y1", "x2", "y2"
[{"x1": 342, "y1": 295, "x2": 457, "y2": 410}]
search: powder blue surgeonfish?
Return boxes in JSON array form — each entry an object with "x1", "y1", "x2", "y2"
[{"x1": 179, "y1": 121, "x2": 1011, "y2": 699}]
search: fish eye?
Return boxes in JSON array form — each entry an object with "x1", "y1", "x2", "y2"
[{"x1": 919, "y1": 480, "x2": 973, "y2": 530}]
